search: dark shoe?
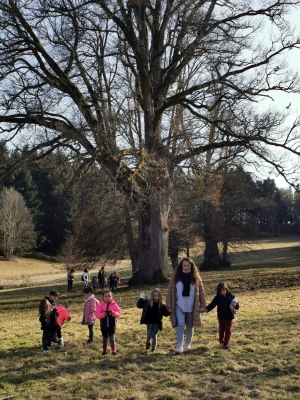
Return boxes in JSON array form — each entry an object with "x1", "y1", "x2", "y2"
[
  {"x1": 87, "y1": 339, "x2": 93, "y2": 343},
  {"x1": 102, "y1": 351, "x2": 107, "y2": 355},
  {"x1": 145, "y1": 342, "x2": 150, "y2": 350},
  {"x1": 223, "y1": 344, "x2": 230, "y2": 350},
  {"x1": 151, "y1": 348, "x2": 156, "y2": 352}
]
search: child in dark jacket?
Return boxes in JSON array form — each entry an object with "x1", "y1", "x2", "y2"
[
  {"x1": 205, "y1": 282, "x2": 239, "y2": 350},
  {"x1": 137, "y1": 288, "x2": 170, "y2": 351},
  {"x1": 39, "y1": 299, "x2": 62, "y2": 355},
  {"x1": 44, "y1": 290, "x2": 62, "y2": 347}
]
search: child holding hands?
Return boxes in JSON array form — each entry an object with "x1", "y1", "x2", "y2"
[
  {"x1": 205, "y1": 282, "x2": 239, "y2": 350},
  {"x1": 82, "y1": 286, "x2": 99, "y2": 343},
  {"x1": 95, "y1": 290, "x2": 121, "y2": 355},
  {"x1": 137, "y1": 288, "x2": 170, "y2": 351}
]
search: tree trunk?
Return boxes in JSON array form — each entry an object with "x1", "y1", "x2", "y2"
[
  {"x1": 168, "y1": 229, "x2": 179, "y2": 269},
  {"x1": 201, "y1": 224, "x2": 222, "y2": 270},
  {"x1": 169, "y1": 251, "x2": 179, "y2": 270},
  {"x1": 137, "y1": 186, "x2": 170, "y2": 282},
  {"x1": 222, "y1": 239, "x2": 229, "y2": 267},
  {"x1": 186, "y1": 241, "x2": 190, "y2": 257},
  {"x1": 123, "y1": 202, "x2": 139, "y2": 274}
]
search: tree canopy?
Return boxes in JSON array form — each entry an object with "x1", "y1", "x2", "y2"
[{"x1": 0, "y1": 0, "x2": 300, "y2": 278}]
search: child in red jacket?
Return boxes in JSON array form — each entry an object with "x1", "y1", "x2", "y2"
[
  {"x1": 82, "y1": 286, "x2": 100, "y2": 343},
  {"x1": 55, "y1": 301, "x2": 71, "y2": 349},
  {"x1": 95, "y1": 290, "x2": 121, "y2": 355}
]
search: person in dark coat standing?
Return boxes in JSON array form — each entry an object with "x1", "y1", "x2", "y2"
[
  {"x1": 67, "y1": 269, "x2": 75, "y2": 292},
  {"x1": 109, "y1": 272, "x2": 119, "y2": 291},
  {"x1": 204, "y1": 282, "x2": 239, "y2": 350},
  {"x1": 98, "y1": 267, "x2": 106, "y2": 290},
  {"x1": 137, "y1": 288, "x2": 170, "y2": 351}
]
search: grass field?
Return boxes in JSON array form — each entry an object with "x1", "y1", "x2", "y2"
[{"x1": 0, "y1": 236, "x2": 300, "y2": 399}]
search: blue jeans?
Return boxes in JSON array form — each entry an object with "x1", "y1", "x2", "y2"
[{"x1": 175, "y1": 306, "x2": 194, "y2": 347}]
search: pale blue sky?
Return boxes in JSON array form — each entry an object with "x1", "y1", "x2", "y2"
[{"x1": 254, "y1": 7, "x2": 300, "y2": 189}]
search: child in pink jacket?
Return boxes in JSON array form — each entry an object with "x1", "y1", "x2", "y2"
[
  {"x1": 95, "y1": 290, "x2": 121, "y2": 355},
  {"x1": 82, "y1": 286, "x2": 100, "y2": 343}
]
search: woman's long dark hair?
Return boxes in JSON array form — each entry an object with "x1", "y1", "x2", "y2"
[{"x1": 173, "y1": 257, "x2": 201, "y2": 284}]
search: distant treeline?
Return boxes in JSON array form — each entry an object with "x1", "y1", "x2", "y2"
[{"x1": 1, "y1": 142, "x2": 300, "y2": 268}]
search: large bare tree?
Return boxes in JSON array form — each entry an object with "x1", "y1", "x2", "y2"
[
  {"x1": 0, "y1": 186, "x2": 37, "y2": 258},
  {"x1": 0, "y1": 1, "x2": 300, "y2": 279}
]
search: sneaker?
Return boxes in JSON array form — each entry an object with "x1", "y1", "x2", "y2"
[
  {"x1": 145, "y1": 342, "x2": 150, "y2": 350},
  {"x1": 186, "y1": 345, "x2": 192, "y2": 350},
  {"x1": 102, "y1": 351, "x2": 107, "y2": 355},
  {"x1": 87, "y1": 339, "x2": 93, "y2": 343},
  {"x1": 41, "y1": 346, "x2": 51, "y2": 350},
  {"x1": 151, "y1": 348, "x2": 156, "y2": 352},
  {"x1": 112, "y1": 351, "x2": 117, "y2": 356},
  {"x1": 223, "y1": 344, "x2": 230, "y2": 350},
  {"x1": 41, "y1": 350, "x2": 48, "y2": 355},
  {"x1": 174, "y1": 346, "x2": 183, "y2": 354},
  {"x1": 58, "y1": 338, "x2": 64, "y2": 349}
]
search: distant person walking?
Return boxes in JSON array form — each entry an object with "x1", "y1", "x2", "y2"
[
  {"x1": 81, "y1": 268, "x2": 90, "y2": 288},
  {"x1": 67, "y1": 269, "x2": 75, "y2": 292},
  {"x1": 109, "y1": 272, "x2": 120, "y2": 291},
  {"x1": 166, "y1": 257, "x2": 206, "y2": 354},
  {"x1": 91, "y1": 276, "x2": 98, "y2": 294},
  {"x1": 204, "y1": 282, "x2": 239, "y2": 350},
  {"x1": 98, "y1": 267, "x2": 106, "y2": 290}
]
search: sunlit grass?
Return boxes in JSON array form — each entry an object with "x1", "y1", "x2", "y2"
[{"x1": 0, "y1": 236, "x2": 300, "y2": 399}]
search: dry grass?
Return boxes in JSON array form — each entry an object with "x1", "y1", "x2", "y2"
[{"x1": 0, "y1": 236, "x2": 300, "y2": 399}]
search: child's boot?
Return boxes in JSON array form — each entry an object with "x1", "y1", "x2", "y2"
[
  {"x1": 102, "y1": 344, "x2": 107, "y2": 355},
  {"x1": 111, "y1": 344, "x2": 117, "y2": 355}
]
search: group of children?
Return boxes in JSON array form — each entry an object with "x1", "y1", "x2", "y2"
[{"x1": 39, "y1": 282, "x2": 239, "y2": 356}]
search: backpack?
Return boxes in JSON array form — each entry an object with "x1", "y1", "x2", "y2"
[{"x1": 47, "y1": 308, "x2": 59, "y2": 331}]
